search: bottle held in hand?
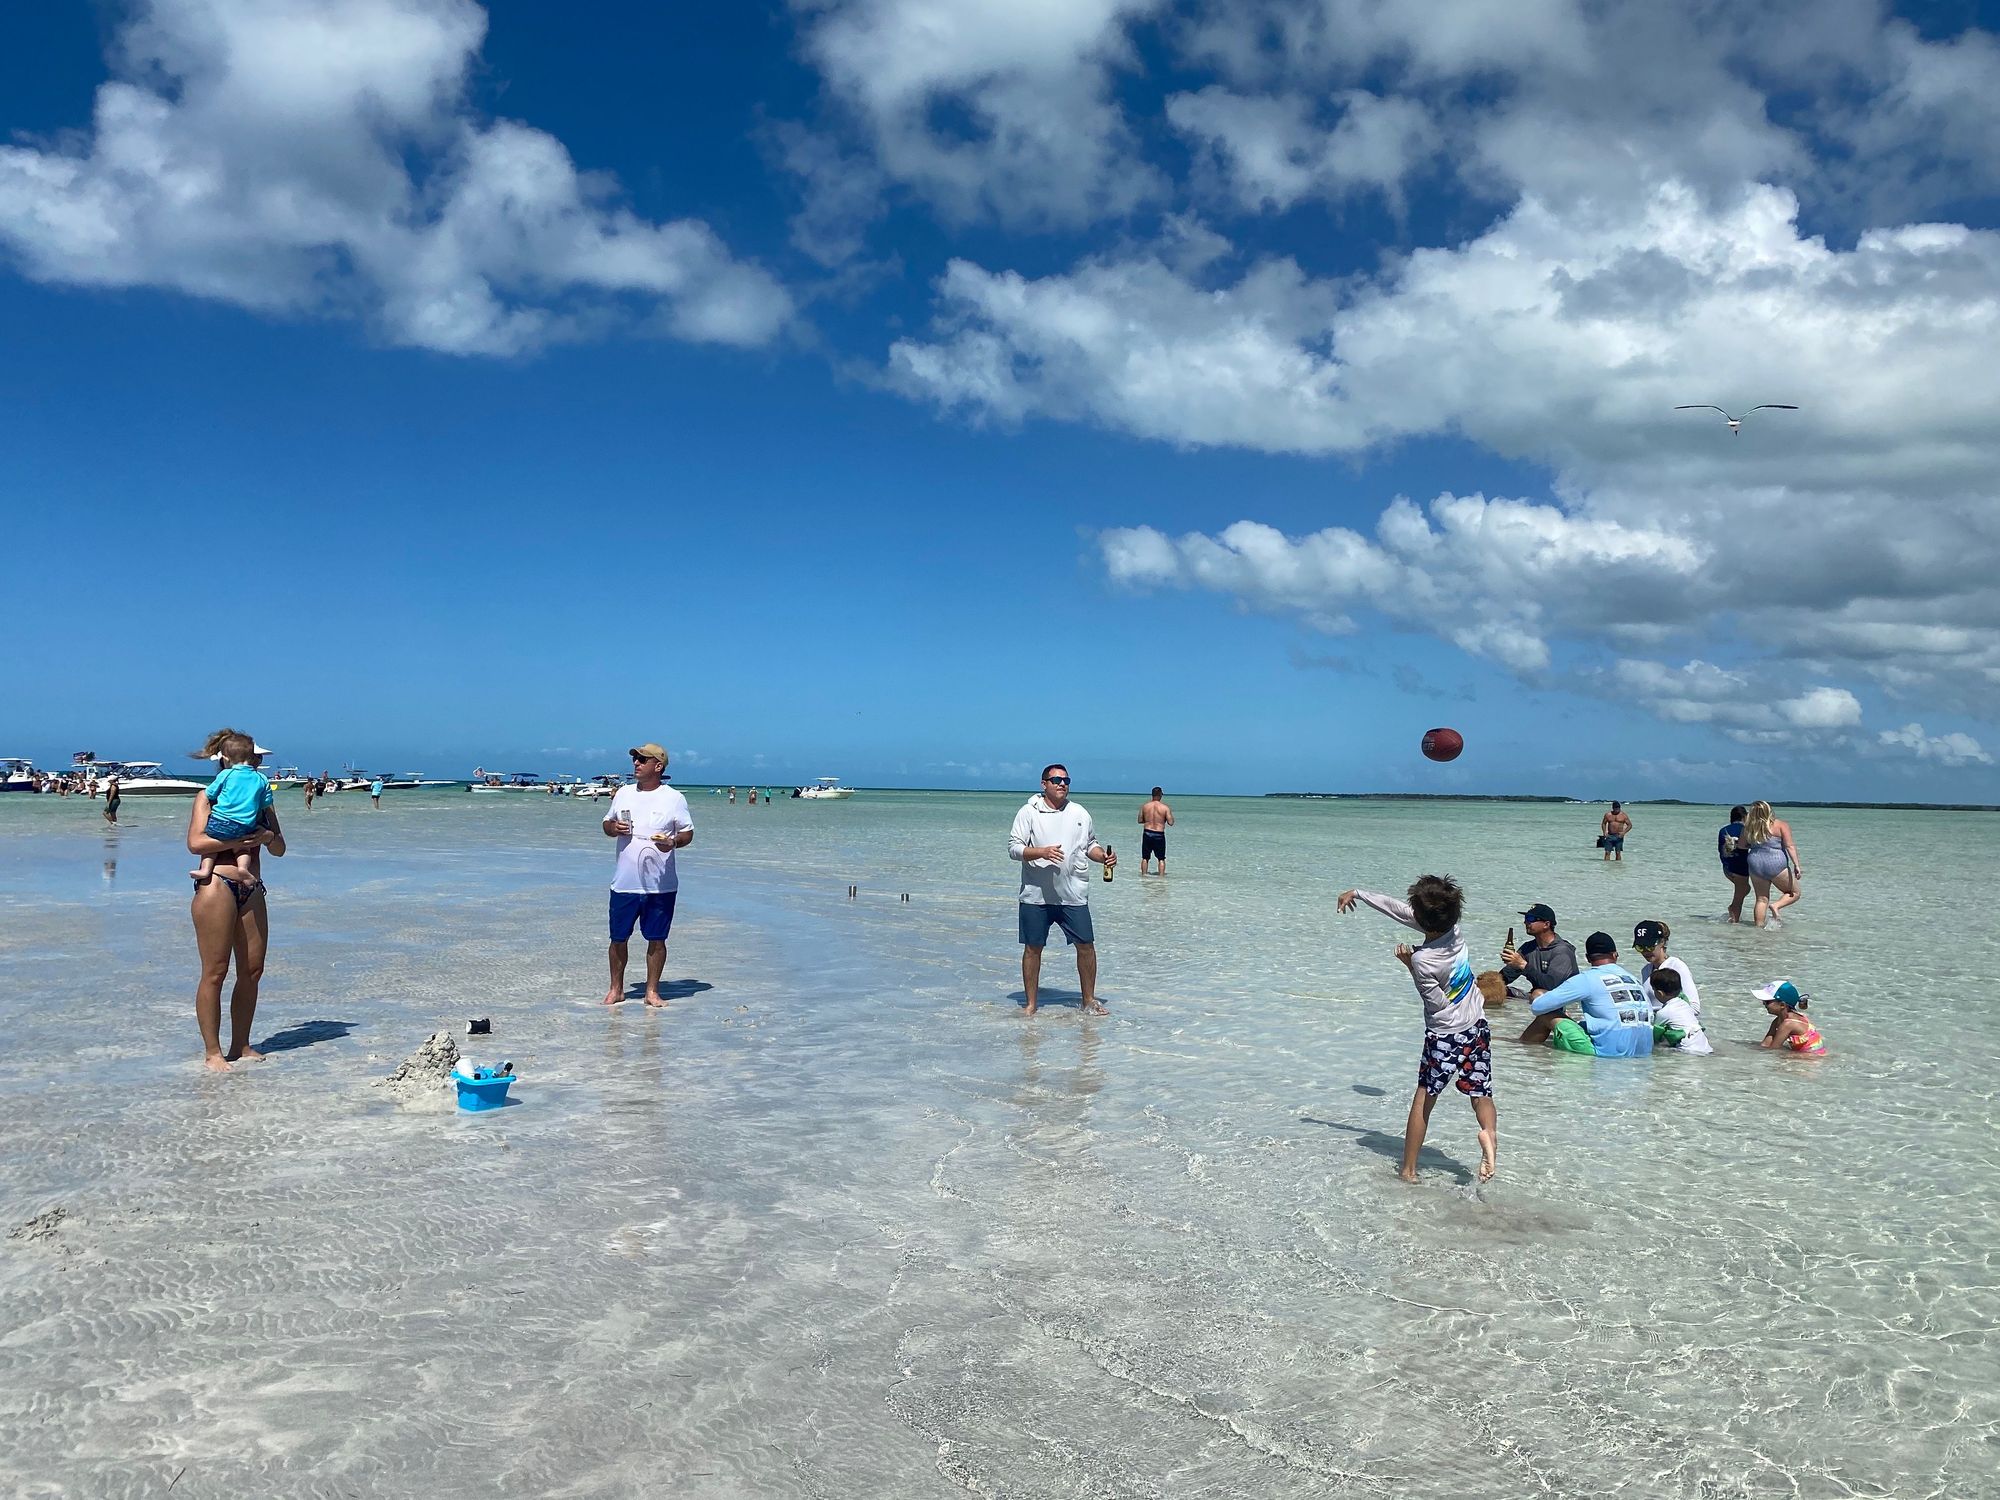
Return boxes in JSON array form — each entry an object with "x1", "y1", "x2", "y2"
[{"x1": 1102, "y1": 844, "x2": 1114, "y2": 883}]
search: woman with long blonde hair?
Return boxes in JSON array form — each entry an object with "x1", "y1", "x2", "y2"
[{"x1": 1740, "y1": 800, "x2": 1801, "y2": 928}]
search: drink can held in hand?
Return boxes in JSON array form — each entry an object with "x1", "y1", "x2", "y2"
[{"x1": 1102, "y1": 844, "x2": 1113, "y2": 882}]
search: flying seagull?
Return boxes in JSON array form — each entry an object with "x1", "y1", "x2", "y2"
[{"x1": 1673, "y1": 403, "x2": 1798, "y2": 435}]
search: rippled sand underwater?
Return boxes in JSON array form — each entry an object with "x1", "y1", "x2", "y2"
[{"x1": 1, "y1": 790, "x2": 1994, "y2": 1496}]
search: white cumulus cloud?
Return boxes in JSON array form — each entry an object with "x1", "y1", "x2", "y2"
[
  {"x1": 1877, "y1": 723, "x2": 1992, "y2": 767},
  {"x1": 892, "y1": 178, "x2": 2000, "y2": 742},
  {"x1": 0, "y1": 0, "x2": 791, "y2": 354},
  {"x1": 793, "y1": 0, "x2": 1165, "y2": 230},
  {"x1": 1103, "y1": 496, "x2": 1700, "y2": 675},
  {"x1": 1167, "y1": 87, "x2": 1438, "y2": 212}
]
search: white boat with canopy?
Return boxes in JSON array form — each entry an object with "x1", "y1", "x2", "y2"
[
  {"x1": 469, "y1": 772, "x2": 548, "y2": 794},
  {"x1": 92, "y1": 761, "x2": 210, "y2": 795}
]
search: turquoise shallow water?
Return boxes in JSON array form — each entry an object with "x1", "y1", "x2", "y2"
[{"x1": 1, "y1": 788, "x2": 1995, "y2": 1496}]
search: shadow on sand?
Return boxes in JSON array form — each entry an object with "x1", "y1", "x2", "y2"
[
  {"x1": 622, "y1": 979, "x2": 715, "y2": 1001},
  {"x1": 257, "y1": 1020, "x2": 356, "y2": 1053},
  {"x1": 1299, "y1": 1114, "x2": 1473, "y2": 1185}
]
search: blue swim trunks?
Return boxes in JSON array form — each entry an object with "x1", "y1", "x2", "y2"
[
  {"x1": 609, "y1": 890, "x2": 678, "y2": 943},
  {"x1": 204, "y1": 813, "x2": 260, "y2": 841},
  {"x1": 1602, "y1": 834, "x2": 1625, "y2": 852},
  {"x1": 1018, "y1": 902, "x2": 1095, "y2": 948}
]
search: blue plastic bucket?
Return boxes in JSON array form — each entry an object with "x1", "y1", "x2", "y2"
[{"x1": 452, "y1": 1071, "x2": 515, "y2": 1111}]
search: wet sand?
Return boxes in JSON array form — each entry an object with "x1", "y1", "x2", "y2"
[{"x1": 2, "y1": 792, "x2": 1995, "y2": 1496}]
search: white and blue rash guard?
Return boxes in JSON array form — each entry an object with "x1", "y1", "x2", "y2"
[{"x1": 1352, "y1": 891, "x2": 1484, "y2": 1035}]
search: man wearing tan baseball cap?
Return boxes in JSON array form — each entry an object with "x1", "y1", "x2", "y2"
[{"x1": 600, "y1": 743, "x2": 693, "y2": 1007}]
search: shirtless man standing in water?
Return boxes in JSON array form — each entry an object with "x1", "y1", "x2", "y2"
[
  {"x1": 1600, "y1": 801, "x2": 1633, "y2": 861},
  {"x1": 1138, "y1": 787, "x2": 1174, "y2": 875}
]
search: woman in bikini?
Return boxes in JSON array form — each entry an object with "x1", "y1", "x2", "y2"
[{"x1": 186, "y1": 755, "x2": 287, "y2": 1071}]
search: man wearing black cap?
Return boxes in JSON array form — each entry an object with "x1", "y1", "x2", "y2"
[{"x1": 1500, "y1": 904, "x2": 1578, "y2": 999}]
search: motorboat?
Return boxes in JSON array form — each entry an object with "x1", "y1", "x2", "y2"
[
  {"x1": 91, "y1": 761, "x2": 210, "y2": 795},
  {"x1": 469, "y1": 772, "x2": 547, "y2": 794},
  {"x1": 571, "y1": 775, "x2": 626, "y2": 800},
  {"x1": 1, "y1": 758, "x2": 37, "y2": 792},
  {"x1": 312, "y1": 774, "x2": 373, "y2": 793},
  {"x1": 798, "y1": 777, "x2": 856, "y2": 800}
]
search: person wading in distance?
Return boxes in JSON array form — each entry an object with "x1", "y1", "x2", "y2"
[{"x1": 1138, "y1": 786, "x2": 1174, "y2": 875}]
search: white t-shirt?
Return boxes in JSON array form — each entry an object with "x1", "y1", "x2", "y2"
[
  {"x1": 1652, "y1": 995, "x2": 1713, "y2": 1054},
  {"x1": 1641, "y1": 956, "x2": 1710, "y2": 1054},
  {"x1": 608, "y1": 784, "x2": 693, "y2": 894},
  {"x1": 1640, "y1": 956, "x2": 1701, "y2": 1013},
  {"x1": 1009, "y1": 794, "x2": 1099, "y2": 906}
]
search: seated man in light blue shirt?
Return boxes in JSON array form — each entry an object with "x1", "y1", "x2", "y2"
[{"x1": 1517, "y1": 931, "x2": 1655, "y2": 1057}]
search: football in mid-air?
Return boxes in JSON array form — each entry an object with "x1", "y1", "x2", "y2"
[{"x1": 1421, "y1": 727, "x2": 1464, "y2": 763}]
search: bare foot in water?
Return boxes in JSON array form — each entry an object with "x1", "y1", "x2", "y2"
[
  {"x1": 1080, "y1": 999, "x2": 1109, "y2": 1015},
  {"x1": 203, "y1": 1054, "x2": 230, "y2": 1072},
  {"x1": 643, "y1": 992, "x2": 668, "y2": 1008},
  {"x1": 601, "y1": 989, "x2": 624, "y2": 1006},
  {"x1": 1397, "y1": 1168, "x2": 1419, "y2": 1183},
  {"x1": 228, "y1": 1046, "x2": 266, "y2": 1063},
  {"x1": 1478, "y1": 1136, "x2": 1497, "y2": 1182}
]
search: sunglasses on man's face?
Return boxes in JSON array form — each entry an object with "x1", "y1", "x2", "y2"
[{"x1": 1044, "y1": 776, "x2": 1070, "y2": 786}]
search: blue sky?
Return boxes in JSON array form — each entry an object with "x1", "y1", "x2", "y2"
[{"x1": 4, "y1": 1, "x2": 2000, "y2": 800}]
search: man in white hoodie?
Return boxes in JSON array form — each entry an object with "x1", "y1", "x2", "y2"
[{"x1": 1009, "y1": 764, "x2": 1117, "y2": 1016}]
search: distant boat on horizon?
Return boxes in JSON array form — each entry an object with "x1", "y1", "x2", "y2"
[
  {"x1": 469, "y1": 771, "x2": 548, "y2": 794},
  {"x1": 378, "y1": 772, "x2": 462, "y2": 790}
]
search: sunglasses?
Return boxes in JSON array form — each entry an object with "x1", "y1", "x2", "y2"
[{"x1": 1043, "y1": 776, "x2": 1070, "y2": 786}]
